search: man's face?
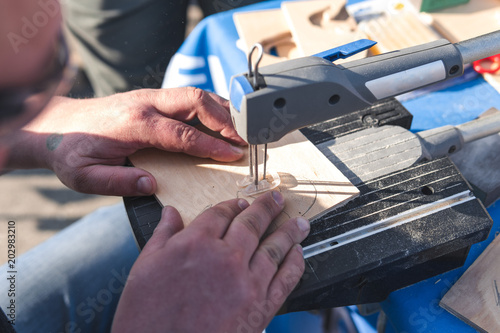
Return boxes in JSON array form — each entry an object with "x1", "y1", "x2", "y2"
[
  {"x1": 0, "y1": 0, "x2": 62, "y2": 88},
  {"x1": 0, "y1": 0, "x2": 62, "y2": 165}
]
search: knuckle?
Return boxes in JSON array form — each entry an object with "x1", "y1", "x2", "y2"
[
  {"x1": 117, "y1": 97, "x2": 147, "y2": 121},
  {"x1": 283, "y1": 226, "x2": 299, "y2": 246},
  {"x1": 172, "y1": 230, "x2": 205, "y2": 252},
  {"x1": 129, "y1": 104, "x2": 148, "y2": 120},
  {"x1": 137, "y1": 109, "x2": 159, "y2": 131},
  {"x1": 183, "y1": 233, "x2": 201, "y2": 250},
  {"x1": 123, "y1": 105, "x2": 159, "y2": 138},
  {"x1": 260, "y1": 244, "x2": 284, "y2": 266},
  {"x1": 226, "y1": 248, "x2": 245, "y2": 268},
  {"x1": 293, "y1": 257, "x2": 306, "y2": 277},
  {"x1": 187, "y1": 87, "x2": 206, "y2": 104},
  {"x1": 277, "y1": 232, "x2": 296, "y2": 253},
  {"x1": 259, "y1": 196, "x2": 278, "y2": 219},
  {"x1": 239, "y1": 285, "x2": 259, "y2": 304},
  {"x1": 210, "y1": 204, "x2": 237, "y2": 222},
  {"x1": 280, "y1": 267, "x2": 303, "y2": 296},
  {"x1": 287, "y1": 262, "x2": 305, "y2": 287},
  {"x1": 176, "y1": 124, "x2": 202, "y2": 148},
  {"x1": 237, "y1": 213, "x2": 262, "y2": 238},
  {"x1": 102, "y1": 172, "x2": 121, "y2": 194},
  {"x1": 278, "y1": 277, "x2": 295, "y2": 297},
  {"x1": 69, "y1": 169, "x2": 92, "y2": 193}
]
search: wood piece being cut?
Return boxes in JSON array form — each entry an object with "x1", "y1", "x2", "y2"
[
  {"x1": 130, "y1": 130, "x2": 359, "y2": 232},
  {"x1": 440, "y1": 234, "x2": 500, "y2": 332},
  {"x1": 281, "y1": 0, "x2": 368, "y2": 61}
]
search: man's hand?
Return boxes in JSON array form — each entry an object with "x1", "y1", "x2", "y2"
[
  {"x1": 4, "y1": 88, "x2": 246, "y2": 196},
  {"x1": 112, "y1": 191, "x2": 310, "y2": 333}
]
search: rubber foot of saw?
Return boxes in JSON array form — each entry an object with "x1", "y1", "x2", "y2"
[{"x1": 237, "y1": 171, "x2": 281, "y2": 196}]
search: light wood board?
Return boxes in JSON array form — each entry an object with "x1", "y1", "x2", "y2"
[
  {"x1": 440, "y1": 234, "x2": 500, "y2": 332},
  {"x1": 281, "y1": 0, "x2": 368, "y2": 61},
  {"x1": 130, "y1": 130, "x2": 359, "y2": 231},
  {"x1": 428, "y1": 0, "x2": 500, "y2": 92},
  {"x1": 233, "y1": 8, "x2": 299, "y2": 67},
  {"x1": 359, "y1": 11, "x2": 440, "y2": 55},
  {"x1": 429, "y1": 0, "x2": 500, "y2": 43}
]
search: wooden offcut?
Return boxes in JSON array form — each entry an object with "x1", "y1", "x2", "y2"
[
  {"x1": 233, "y1": 0, "x2": 367, "y2": 66},
  {"x1": 429, "y1": 0, "x2": 499, "y2": 42},
  {"x1": 359, "y1": 11, "x2": 440, "y2": 55},
  {"x1": 281, "y1": 0, "x2": 367, "y2": 61},
  {"x1": 130, "y1": 130, "x2": 359, "y2": 231},
  {"x1": 440, "y1": 235, "x2": 500, "y2": 332},
  {"x1": 233, "y1": 9, "x2": 299, "y2": 67}
]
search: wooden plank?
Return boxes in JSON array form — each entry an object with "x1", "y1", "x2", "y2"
[
  {"x1": 233, "y1": 8, "x2": 299, "y2": 67},
  {"x1": 281, "y1": 0, "x2": 368, "y2": 61},
  {"x1": 440, "y1": 234, "x2": 500, "y2": 332},
  {"x1": 429, "y1": 0, "x2": 500, "y2": 43},
  {"x1": 130, "y1": 130, "x2": 359, "y2": 231},
  {"x1": 359, "y1": 11, "x2": 440, "y2": 55}
]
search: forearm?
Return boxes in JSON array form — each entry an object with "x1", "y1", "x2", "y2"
[
  {"x1": 2, "y1": 129, "x2": 51, "y2": 171},
  {"x1": 2, "y1": 97, "x2": 71, "y2": 172},
  {"x1": 2, "y1": 88, "x2": 245, "y2": 196}
]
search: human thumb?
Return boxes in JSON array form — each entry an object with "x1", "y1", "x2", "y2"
[{"x1": 67, "y1": 165, "x2": 157, "y2": 196}]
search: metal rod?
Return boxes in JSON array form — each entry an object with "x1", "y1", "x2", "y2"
[
  {"x1": 457, "y1": 112, "x2": 500, "y2": 143},
  {"x1": 254, "y1": 145, "x2": 259, "y2": 186},
  {"x1": 263, "y1": 144, "x2": 268, "y2": 180},
  {"x1": 455, "y1": 30, "x2": 500, "y2": 64},
  {"x1": 248, "y1": 145, "x2": 254, "y2": 178}
]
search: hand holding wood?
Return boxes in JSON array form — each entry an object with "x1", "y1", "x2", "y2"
[
  {"x1": 4, "y1": 87, "x2": 246, "y2": 196},
  {"x1": 112, "y1": 191, "x2": 310, "y2": 333}
]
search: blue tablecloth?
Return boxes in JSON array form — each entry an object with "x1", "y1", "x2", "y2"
[{"x1": 162, "y1": 1, "x2": 500, "y2": 332}]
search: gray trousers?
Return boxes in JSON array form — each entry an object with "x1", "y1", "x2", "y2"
[{"x1": 62, "y1": 0, "x2": 263, "y2": 97}]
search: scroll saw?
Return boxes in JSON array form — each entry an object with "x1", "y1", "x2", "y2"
[{"x1": 125, "y1": 30, "x2": 500, "y2": 312}]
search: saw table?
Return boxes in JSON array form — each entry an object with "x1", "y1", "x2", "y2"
[{"x1": 126, "y1": 1, "x2": 500, "y2": 332}]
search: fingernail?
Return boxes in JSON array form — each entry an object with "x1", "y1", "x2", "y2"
[
  {"x1": 295, "y1": 244, "x2": 303, "y2": 255},
  {"x1": 231, "y1": 145, "x2": 244, "y2": 155},
  {"x1": 271, "y1": 190, "x2": 285, "y2": 206},
  {"x1": 137, "y1": 176, "x2": 153, "y2": 194},
  {"x1": 238, "y1": 199, "x2": 249, "y2": 210},
  {"x1": 296, "y1": 217, "x2": 310, "y2": 233}
]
